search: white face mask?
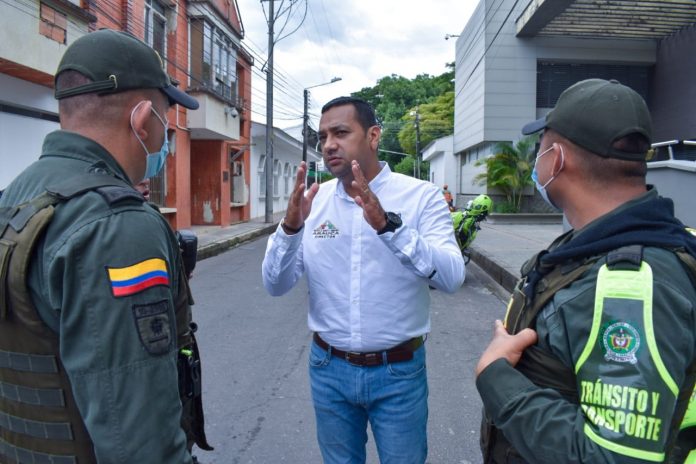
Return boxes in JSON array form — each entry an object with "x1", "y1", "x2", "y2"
[
  {"x1": 130, "y1": 101, "x2": 169, "y2": 181},
  {"x1": 531, "y1": 144, "x2": 564, "y2": 208}
]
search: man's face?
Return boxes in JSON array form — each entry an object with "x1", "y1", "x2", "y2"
[{"x1": 318, "y1": 104, "x2": 377, "y2": 180}]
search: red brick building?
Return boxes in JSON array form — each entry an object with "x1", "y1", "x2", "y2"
[{"x1": 0, "y1": 0, "x2": 253, "y2": 229}]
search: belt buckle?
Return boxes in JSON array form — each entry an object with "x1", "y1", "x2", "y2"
[
  {"x1": 346, "y1": 351, "x2": 382, "y2": 367},
  {"x1": 345, "y1": 352, "x2": 363, "y2": 366}
]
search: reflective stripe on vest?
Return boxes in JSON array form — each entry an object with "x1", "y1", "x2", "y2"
[
  {"x1": 682, "y1": 388, "x2": 695, "y2": 430},
  {"x1": 575, "y1": 262, "x2": 677, "y2": 462}
]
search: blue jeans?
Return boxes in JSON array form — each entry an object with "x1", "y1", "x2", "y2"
[{"x1": 309, "y1": 339, "x2": 428, "y2": 464}]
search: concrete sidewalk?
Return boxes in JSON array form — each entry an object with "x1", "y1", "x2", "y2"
[
  {"x1": 190, "y1": 213, "x2": 565, "y2": 292},
  {"x1": 469, "y1": 218, "x2": 563, "y2": 291}
]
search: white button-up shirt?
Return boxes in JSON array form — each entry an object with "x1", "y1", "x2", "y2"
[{"x1": 262, "y1": 163, "x2": 465, "y2": 352}]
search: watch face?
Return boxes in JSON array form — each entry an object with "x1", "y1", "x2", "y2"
[{"x1": 386, "y1": 212, "x2": 402, "y2": 228}]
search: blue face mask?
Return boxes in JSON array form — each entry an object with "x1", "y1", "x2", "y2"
[
  {"x1": 131, "y1": 102, "x2": 169, "y2": 180},
  {"x1": 531, "y1": 144, "x2": 564, "y2": 209}
]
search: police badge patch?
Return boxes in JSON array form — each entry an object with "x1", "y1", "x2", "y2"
[
  {"x1": 132, "y1": 300, "x2": 172, "y2": 355},
  {"x1": 602, "y1": 321, "x2": 640, "y2": 364}
]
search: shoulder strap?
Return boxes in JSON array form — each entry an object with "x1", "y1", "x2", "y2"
[
  {"x1": 0, "y1": 173, "x2": 133, "y2": 321},
  {"x1": 664, "y1": 250, "x2": 696, "y2": 462},
  {"x1": 45, "y1": 173, "x2": 130, "y2": 200},
  {"x1": 511, "y1": 257, "x2": 599, "y2": 333}
]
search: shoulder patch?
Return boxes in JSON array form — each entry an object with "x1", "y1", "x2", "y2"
[
  {"x1": 132, "y1": 300, "x2": 172, "y2": 355},
  {"x1": 106, "y1": 258, "x2": 170, "y2": 298},
  {"x1": 96, "y1": 186, "x2": 144, "y2": 205}
]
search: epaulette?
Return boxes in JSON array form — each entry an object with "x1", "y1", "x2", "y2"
[{"x1": 95, "y1": 186, "x2": 145, "y2": 206}]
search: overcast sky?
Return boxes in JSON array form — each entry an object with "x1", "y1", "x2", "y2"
[{"x1": 235, "y1": 0, "x2": 478, "y2": 130}]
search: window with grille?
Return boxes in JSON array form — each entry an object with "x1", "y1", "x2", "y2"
[
  {"x1": 536, "y1": 62, "x2": 651, "y2": 108},
  {"x1": 258, "y1": 155, "x2": 266, "y2": 197},
  {"x1": 284, "y1": 163, "x2": 291, "y2": 196},
  {"x1": 190, "y1": 18, "x2": 239, "y2": 103},
  {"x1": 273, "y1": 160, "x2": 281, "y2": 197},
  {"x1": 145, "y1": 0, "x2": 166, "y2": 57}
]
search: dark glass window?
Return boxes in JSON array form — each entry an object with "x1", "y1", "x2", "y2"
[{"x1": 536, "y1": 62, "x2": 651, "y2": 108}]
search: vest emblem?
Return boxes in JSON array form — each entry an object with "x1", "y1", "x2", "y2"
[{"x1": 602, "y1": 321, "x2": 640, "y2": 364}]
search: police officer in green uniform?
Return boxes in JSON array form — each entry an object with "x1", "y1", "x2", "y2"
[
  {"x1": 0, "y1": 30, "x2": 210, "y2": 462},
  {"x1": 475, "y1": 79, "x2": 696, "y2": 463}
]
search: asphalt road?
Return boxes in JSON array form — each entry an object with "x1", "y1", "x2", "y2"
[{"x1": 189, "y1": 235, "x2": 509, "y2": 464}]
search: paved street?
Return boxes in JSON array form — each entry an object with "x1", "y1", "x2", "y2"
[{"x1": 190, "y1": 235, "x2": 509, "y2": 463}]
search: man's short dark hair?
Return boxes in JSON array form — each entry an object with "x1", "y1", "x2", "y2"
[
  {"x1": 548, "y1": 130, "x2": 648, "y2": 184},
  {"x1": 321, "y1": 96, "x2": 378, "y2": 132}
]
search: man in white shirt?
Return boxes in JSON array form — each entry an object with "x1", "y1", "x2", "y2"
[{"x1": 262, "y1": 96, "x2": 465, "y2": 464}]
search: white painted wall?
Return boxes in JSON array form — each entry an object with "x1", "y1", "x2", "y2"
[
  {"x1": 249, "y1": 122, "x2": 321, "y2": 220},
  {"x1": 647, "y1": 162, "x2": 696, "y2": 227},
  {"x1": 423, "y1": 135, "x2": 458, "y2": 204},
  {"x1": 0, "y1": 74, "x2": 60, "y2": 189},
  {"x1": 0, "y1": 0, "x2": 87, "y2": 77}
]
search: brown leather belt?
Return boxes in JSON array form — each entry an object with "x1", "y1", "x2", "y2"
[{"x1": 313, "y1": 333, "x2": 423, "y2": 367}]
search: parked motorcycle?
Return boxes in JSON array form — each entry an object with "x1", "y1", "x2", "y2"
[{"x1": 450, "y1": 194, "x2": 493, "y2": 263}]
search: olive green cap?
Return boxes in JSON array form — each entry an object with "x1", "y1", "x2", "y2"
[
  {"x1": 54, "y1": 28, "x2": 198, "y2": 110},
  {"x1": 522, "y1": 78, "x2": 652, "y2": 161}
]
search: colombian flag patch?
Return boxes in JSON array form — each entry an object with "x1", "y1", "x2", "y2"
[{"x1": 107, "y1": 258, "x2": 170, "y2": 298}]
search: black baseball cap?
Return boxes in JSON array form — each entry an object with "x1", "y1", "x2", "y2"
[
  {"x1": 522, "y1": 78, "x2": 651, "y2": 161},
  {"x1": 54, "y1": 28, "x2": 198, "y2": 110}
]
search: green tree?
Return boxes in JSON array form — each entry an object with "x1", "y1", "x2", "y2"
[
  {"x1": 351, "y1": 66, "x2": 455, "y2": 169},
  {"x1": 398, "y1": 91, "x2": 454, "y2": 156},
  {"x1": 473, "y1": 135, "x2": 538, "y2": 212}
]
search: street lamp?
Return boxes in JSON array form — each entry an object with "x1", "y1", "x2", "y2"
[
  {"x1": 302, "y1": 77, "x2": 342, "y2": 163},
  {"x1": 444, "y1": 33, "x2": 460, "y2": 40}
]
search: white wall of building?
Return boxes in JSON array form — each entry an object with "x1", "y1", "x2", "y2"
[
  {"x1": 0, "y1": 73, "x2": 60, "y2": 189},
  {"x1": 249, "y1": 122, "x2": 321, "y2": 220},
  {"x1": 0, "y1": 1, "x2": 85, "y2": 78},
  {"x1": 423, "y1": 135, "x2": 459, "y2": 203}
]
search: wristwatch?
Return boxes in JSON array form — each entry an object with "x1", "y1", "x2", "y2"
[{"x1": 377, "y1": 212, "x2": 402, "y2": 235}]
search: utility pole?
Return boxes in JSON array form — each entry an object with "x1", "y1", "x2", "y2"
[
  {"x1": 301, "y1": 88, "x2": 309, "y2": 164},
  {"x1": 412, "y1": 108, "x2": 421, "y2": 179},
  {"x1": 302, "y1": 77, "x2": 341, "y2": 164},
  {"x1": 264, "y1": 0, "x2": 274, "y2": 223}
]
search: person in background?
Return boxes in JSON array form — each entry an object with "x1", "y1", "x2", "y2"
[
  {"x1": 476, "y1": 78, "x2": 696, "y2": 463},
  {"x1": 262, "y1": 96, "x2": 465, "y2": 463},
  {"x1": 442, "y1": 184, "x2": 454, "y2": 211},
  {"x1": 135, "y1": 177, "x2": 150, "y2": 201}
]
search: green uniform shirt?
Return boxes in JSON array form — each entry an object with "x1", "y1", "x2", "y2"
[
  {"x1": 0, "y1": 130, "x2": 192, "y2": 463},
  {"x1": 477, "y1": 190, "x2": 696, "y2": 463}
]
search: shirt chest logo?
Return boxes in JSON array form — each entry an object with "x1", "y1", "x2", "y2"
[{"x1": 313, "y1": 220, "x2": 340, "y2": 239}]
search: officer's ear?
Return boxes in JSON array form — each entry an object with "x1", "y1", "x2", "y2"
[
  {"x1": 551, "y1": 143, "x2": 566, "y2": 175},
  {"x1": 130, "y1": 100, "x2": 153, "y2": 141}
]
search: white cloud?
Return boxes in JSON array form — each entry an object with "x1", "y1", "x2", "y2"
[{"x1": 237, "y1": 0, "x2": 477, "y2": 128}]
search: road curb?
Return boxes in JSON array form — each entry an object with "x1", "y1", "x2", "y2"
[
  {"x1": 469, "y1": 247, "x2": 518, "y2": 293},
  {"x1": 197, "y1": 223, "x2": 279, "y2": 261}
]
